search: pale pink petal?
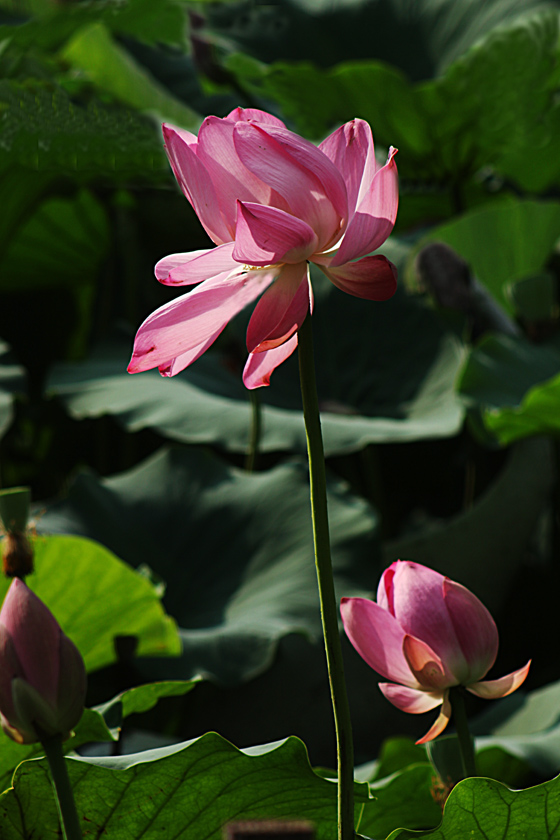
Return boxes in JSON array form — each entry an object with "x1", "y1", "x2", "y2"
[
  {"x1": 162, "y1": 124, "x2": 232, "y2": 245},
  {"x1": 403, "y1": 634, "x2": 454, "y2": 691},
  {"x1": 243, "y1": 334, "x2": 298, "y2": 389},
  {"x1": 319, "y1": 119, "x2": 376, "y2": 218},
  {"x1": 388, "y1": 561, "x2": 468, "y2": 682},
  {"x1": 226, "y1": 107, "x2": 286, "y2": 127},
  {"x1": 196, "y1": 116, "x2": 282, "y2": 232},
  {"x1": 443, "y1": 579, "x2": 499, "y2": 683},
  {"x1": 155, "y1": 243, "x2": 238, "y2": 286},
  {"x1": 467, "y1": 661, "x2": 531, "y2": 700},
  {"x1": 340, "y1": 597, "x2": 419, "y2": 687},
  {"x1": 316, "y1": 254, "x2": 397, "y2": 301},
  {"x1": 233, "y1": 122, "x2": 346, "y2": 250},
  {"x1": 0, "y1": 580, "x2": 60, "y2": 707},
  {"x1": 416, "y1": 690, "x2": 452, "y2": 744},
  {"x1": 331, "y1": 146, "x2": 398, "y2": 267},
  {"x1": 246, "y1": 262, "x2": 310, "y2": 353},
  {"x1": 376, "y1": 563, "x2": 397, "y2": 614},
  {"x1": 234, "y1": 203, "x2": 319, "y2": 267},
  {"x1": 158, "y1": 333, "x2": 220, "y2": 377},
  {"x1": 378, "y1": 683, "x2": 444, "y2": 714},
  {"x1": 128, "y1": 266, "x2": 279, "y2": 374}
]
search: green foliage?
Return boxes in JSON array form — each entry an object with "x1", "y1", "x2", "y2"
[
  {"x1": 405, "y1": 199, "x2": 560, "y2": 316},
  {"x1": 60, "y1": 23, "x2": 200, "y2": 129},
  {"x1": 228, "y1": 11, "x2": 560, "y2": 193},
  {"x1": 0, "y1": 734, "x2": 370, "y2": 839},
  {"x1": 39, "y1": 446, "x2": 380, "y2": 684},
  {"x1": 46, "y1": 261, "x2": 466, "y2": 456},
  {"x1": 388, "y1": 773, "x2": 560, "y2": 840},
  {"x1": 458, "y1": 333, "x2": 560, "y2": 444}
]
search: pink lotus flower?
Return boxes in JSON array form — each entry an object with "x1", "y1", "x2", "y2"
[
  {"x1": 0, "y1": 579, "x2": 87, "y2": 744},
  {"x1": 128, "y1": 108, "x2": 398, "y2": 388},
  {"x1": 341, "y1": 560, "x2": 530, "y2": 744}
]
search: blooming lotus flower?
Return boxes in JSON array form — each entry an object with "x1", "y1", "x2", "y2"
[
  {"x1": 0, "y1": 579, "x2": 87, "y2": 744},
  {"x1": 128, "y1": 108, "x2": 398, "y2": 388},
  {"x1": 341, "y1": 560, "x2": 530, "y2": 744}
]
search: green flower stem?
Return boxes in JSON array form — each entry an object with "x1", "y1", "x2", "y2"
[
  {"x1": 297, "y1": 314, "x2": 355, "y2": 840},
  {"x1": 41, "y1": 734, "x2": 82, "y2": 840},
  {"x1": 449, "y1": 687, "x2": 477, "y2": 779}
]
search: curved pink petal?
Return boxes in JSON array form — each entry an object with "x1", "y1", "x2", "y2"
[
  {"x1": 243, "y1": 334, "x2": 298, "y2": 389},
  {"x1": 246, "y1": 262, "x2": 310, "y2": 353},
  {"x1": 158, "y1": 333, "x2": 220, "y2": 377},
  {"x1": 387, "y1": 561, "x2": 468, "y2": 682},
  {"x1": 319, "y1": 119, "x2": 376, "y2": 219},
  {"x1": 233, "y1": 122, "x2": 346, "y2": 251},
  {"x1": 234, "y1": 203, "x2": 319, "y2": 267},
  {"x1": 443, "y1": 578, "x2": 498, "y2": 684},
  {"x1": 0, "y1": 624, "x2": 22, "y2": 721},
  {"x1": 128, "y1": 266, "x2": 279, "y2": 374},
  {"x1": 155, "y1": 244, "x2": 238, "y2": 286},
  {"x1": 376, "y1": 563, "x2": 397, "y2": 614},
  {"x1": 162, "y1": 124, "x2": 232, "y2": 245},
  {"x1": 403, "y1": 634, "x2": 454, "y2": 691},
  {"x1": 226, "y1": 107, "x2": 286, "y2": 127},
  {"x1": 331, "y1": 146, "x2": 398, "y2": 267},
  {"x1": 316, "y1": 254, "x2": 397, "y2": 301},
  {"x1": 378, "y1": 683, "x2": 444, "y2": 714},
  {"x1": 416, "y1": 690, "x2": 452, "y2": 745},
  {"x1": 467, "y1": 661, "x2": 531, "y2": 700},
  {"x1": 340, "y1": 596, "x2": 418, "y2": 687},
  {"x1": 0, "y1": 580, "x2": 60, "y2": 707},
  {"x1": 196, "y1": 117, "x2": 281, "y2": 233}
]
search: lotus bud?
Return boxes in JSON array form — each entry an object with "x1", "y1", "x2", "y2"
[{"x1": 0, "y1": 579, "x2": 86, "y2": 744}]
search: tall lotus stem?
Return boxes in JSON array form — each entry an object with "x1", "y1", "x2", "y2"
[
  {"x1": 297, "y1": 312, "x2": 354, "y2": 840},
  {"x1": 449, "y1": 687, "x2": 477, "y2": 779},
  {"x1": 41, "y1": 734, "x2": 83, "y2": 840}
]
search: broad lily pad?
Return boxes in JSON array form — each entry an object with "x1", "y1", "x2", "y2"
[
  {"x1": 458, "y1": 332, "x2": 560, "y2": 445},
  {"x1": 388, "y1": 772, "x2": 560, "y2": 840},
  {"x1": 39, "y1": 446, "x2": 380, "y2": 684},
  {"x1": 405, "y1": 199, "x2": 560, "y2": 318},
  {"x1": 47, "y1": 255, "x2": 466, "y2": 457},
  {"x1": 0, "y1": 734, "x2": 370, "y2": 840}
]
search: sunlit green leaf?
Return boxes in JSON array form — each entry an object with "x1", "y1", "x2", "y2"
[
  {"x1": 458, "y1": 333, "x2": 560, "y2": 445},
  {"x1": 0, "y1": 734, "x2": 369, "y2": 839},
  {"x1": 388, "y1": 773, "x2": 560, "y2": 840}
]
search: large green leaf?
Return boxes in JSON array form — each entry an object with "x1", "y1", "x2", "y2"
[
  {"x1": 0, "y1": 534, "x2": 180, "y2": 672},
  {"x1": 0, "y1": 734, "x2": 370, "y2": 839},
  {"x1": 0, "y1": 0, "x2": 190, "y2": 50},
  {"x1": 47, "y1": 257, "x2": 466, "y2": 456},
  {"x1": 228, "y1": 11, "x2": 560, "y2": 192},
  {"x1": 388, "y1": 772, "x2": 560, "y2": 840},
  {"x1": 405, "y1": 200, "x2": 560, "y2": 317},
  {"x1": 60, "y1": 23, "x2": 200, "y2": 130},
  {"x1": 39, "y1": 446, "x2": 379, "y2": 684},
  {"x1": 0, "y1": 80, "x2": 168, "y2": 178},
  {"x1": 458, "y1": 333, "x2": 560, "y2": 445}
]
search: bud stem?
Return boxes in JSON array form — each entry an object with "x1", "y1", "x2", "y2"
[
  {"x1": 41, "y1": 734, "x2": 83, "y2": 840},
  {"x1": 297, "y1": 313, "x2": 355, "y2": 840},
  {"x1": 449, "y1": 686, "x2": 477, "y2": 778}
]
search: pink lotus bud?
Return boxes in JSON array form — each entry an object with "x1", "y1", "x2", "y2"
[
  {"x1": 341, "y1": 560, "x2": 531, "y2": 744},
  {"x1": 0, "y1": 579, "x2": 86, "y2": 744}
]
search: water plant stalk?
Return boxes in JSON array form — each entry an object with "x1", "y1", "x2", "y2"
[
  {"x1": 449, "y1": 686, "x2": 477, "y2": 778},
  {"x1": 297, "y1": 312, "x2": 355, "y2": 840},
  {"x1": 41, "y1": 734, "x2": 83, "y2": 840}
]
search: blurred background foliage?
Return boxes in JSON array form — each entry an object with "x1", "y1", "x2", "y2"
[{"x1": 1, "y1": 0, "x2": 560, "y2": 818}]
